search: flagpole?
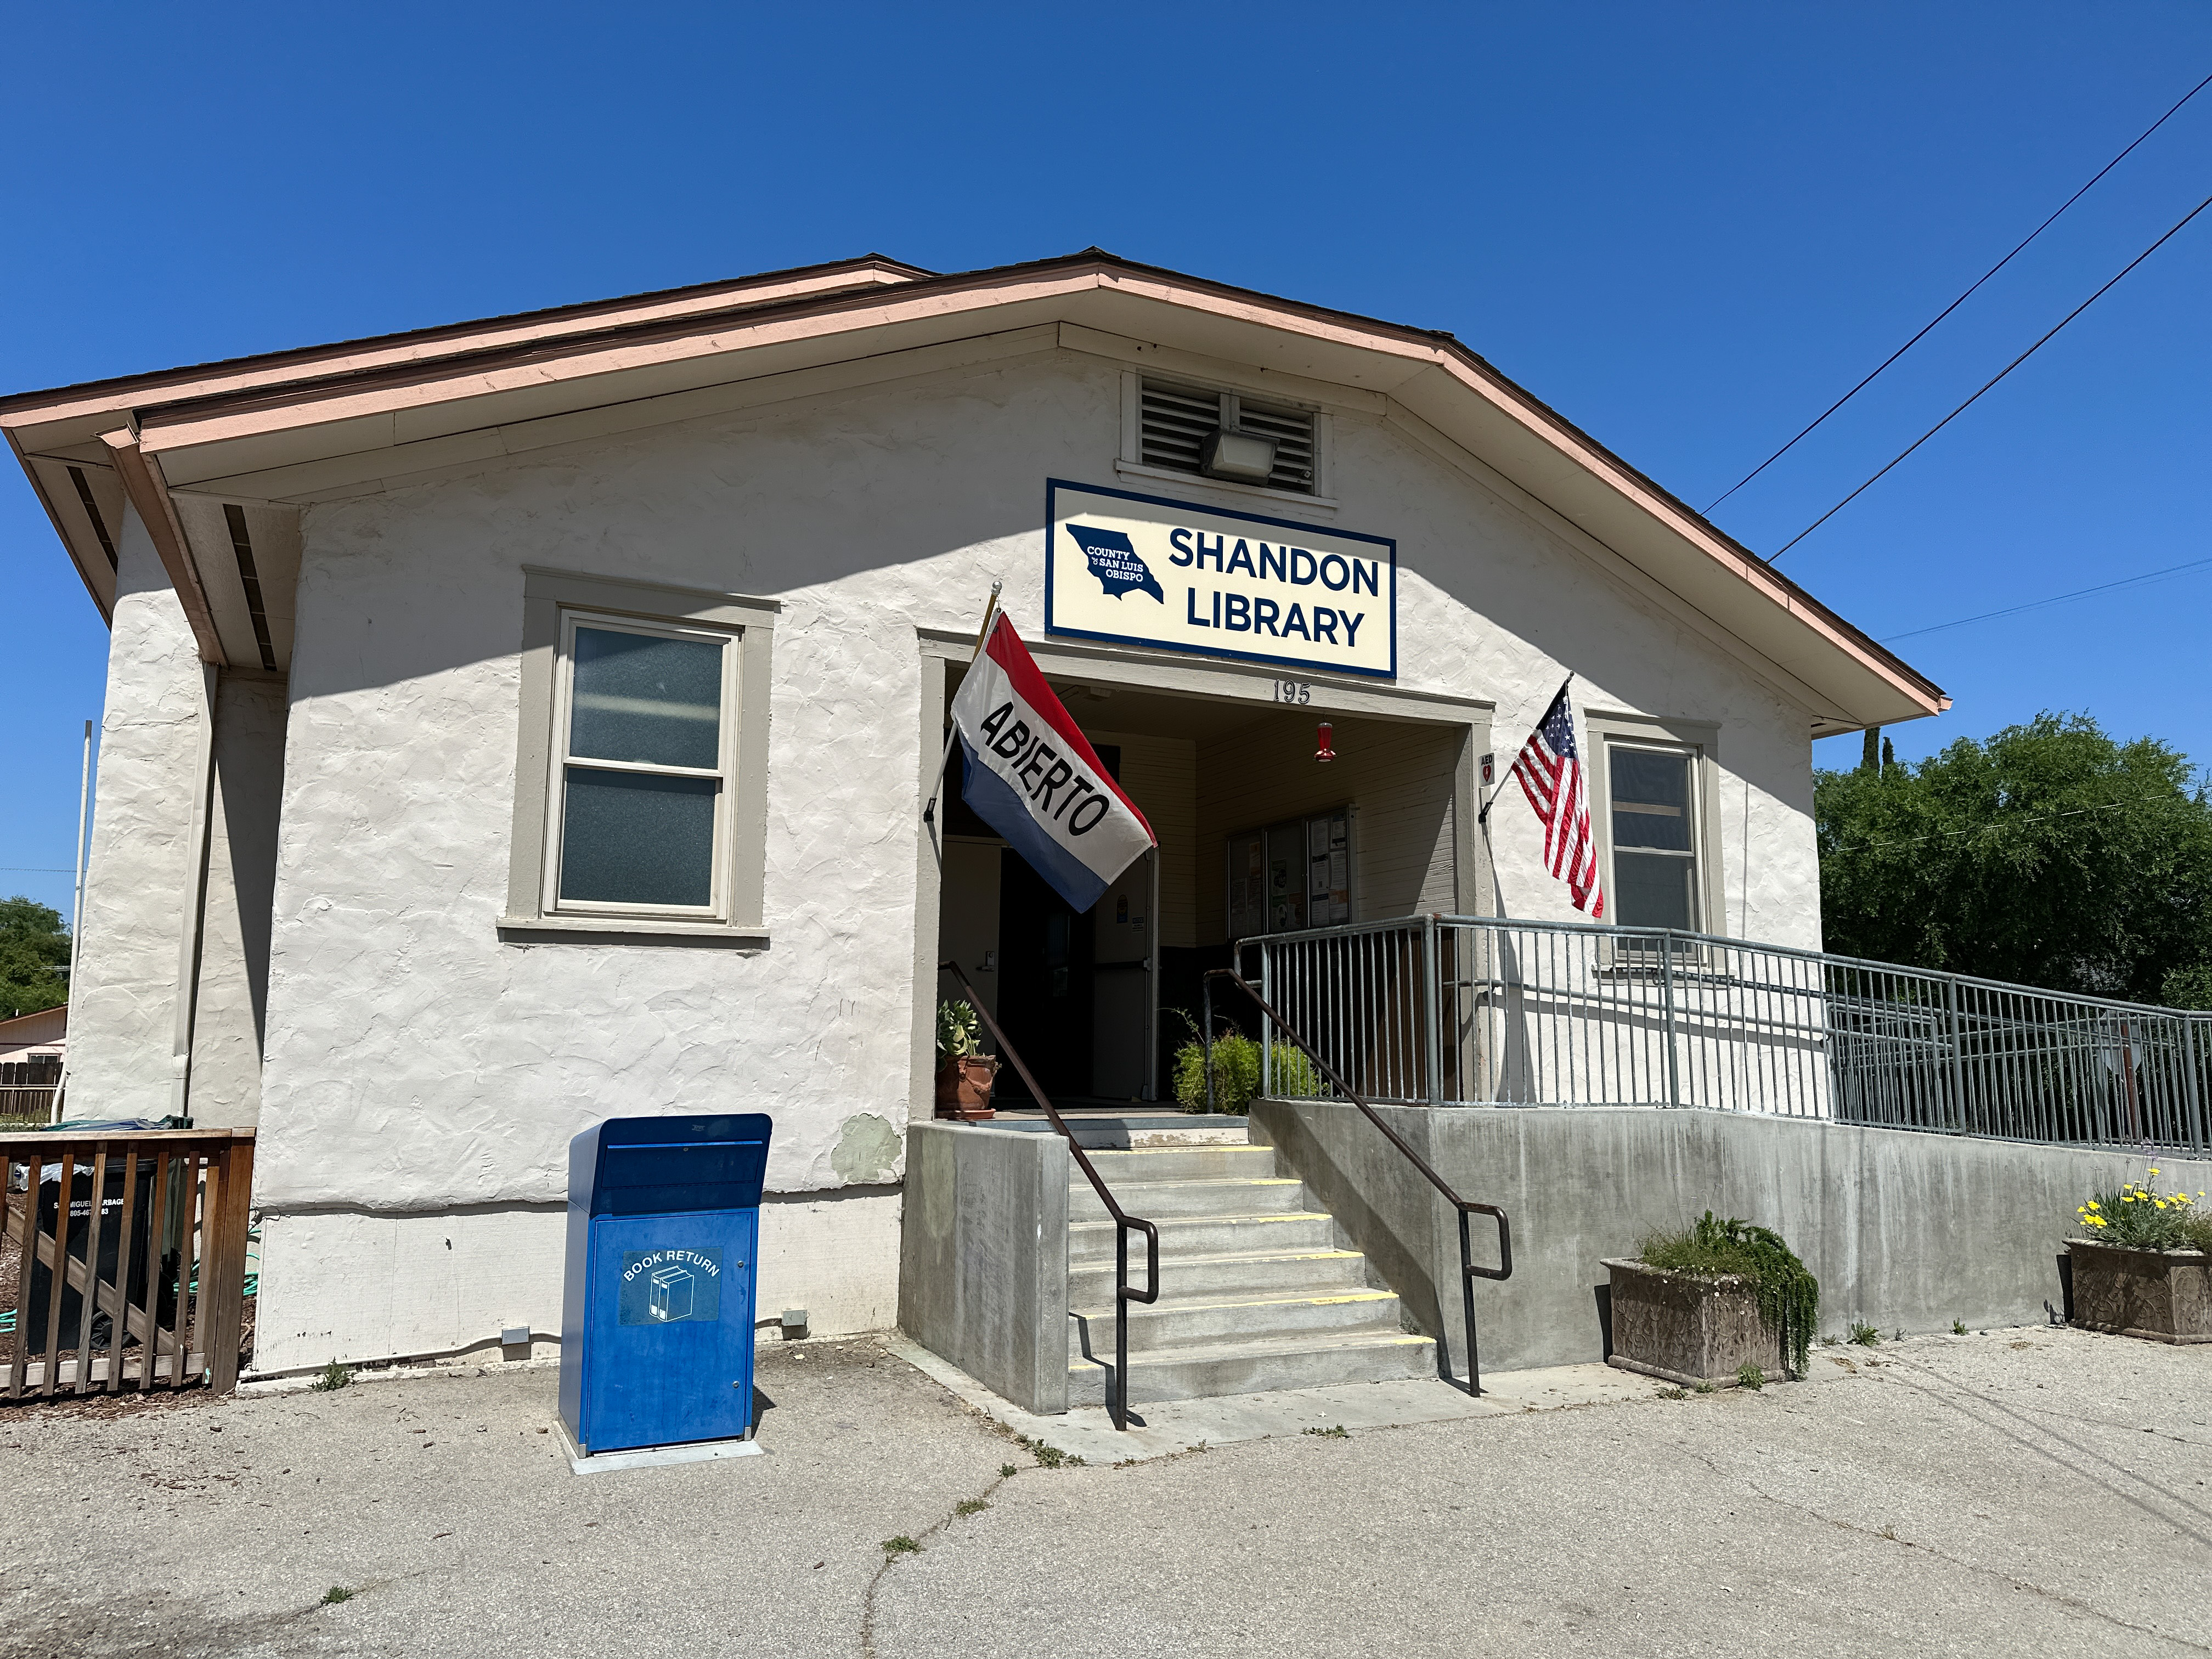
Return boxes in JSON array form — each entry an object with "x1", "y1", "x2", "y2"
[
  {"x1": 922, "y1": 580, "x2": 1003, "y2": 825},
  {"x1": 1477, "y1": 673, "x2": 1572, "y2": 827}
]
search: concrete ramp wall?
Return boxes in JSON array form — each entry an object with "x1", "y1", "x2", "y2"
[
  {"x1": 899, "y1": 1122, "x2": 1070, "y2": 1414},
  {"x1": 1249, "y1": 1101, "x2": 2212, "y2": 1374}
]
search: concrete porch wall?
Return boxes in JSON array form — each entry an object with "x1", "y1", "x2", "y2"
[
  {"x1": 899, "y1": 1122, "x2": 1069, "y2": 1414},
  {"x1": 1249, "y1": 1100, "x2": 2212, "y2": 1374}
]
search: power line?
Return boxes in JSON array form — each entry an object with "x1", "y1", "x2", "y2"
[
  {"x1": 0, "y1": 867, "x2": 75, "y2": 873},
  {"x1": 1767, "y1": 187, "x2": 2212, "y2": 565},
  {"x1": 1882, "y1": 554, "x2": 2212, "y2": 642},
  {"x1": 1706, "y1": 69, "x2": 2212, "y2": 515}
]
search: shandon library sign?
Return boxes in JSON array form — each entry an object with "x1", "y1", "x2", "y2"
[{"x1": 1043, "y1": 479, "x2": 1398, "y2": 679}]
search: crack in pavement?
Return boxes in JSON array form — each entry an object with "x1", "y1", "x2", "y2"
[{"x1": 859, "y1": 1466, "x2": 1019, "y2": 1659}]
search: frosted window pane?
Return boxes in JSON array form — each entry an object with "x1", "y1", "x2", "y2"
[
  {"x1": 559, "y1": 768, "x2": 718, "y2": 906},
  {"x1": 570, "y1": 628, "x2": 724, "y2": 769}
]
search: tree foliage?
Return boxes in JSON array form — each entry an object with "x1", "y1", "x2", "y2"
[
  {"x1": 0, "y1": 896, "x2": 70, "y2": 1019},
  {"x1": 1816, "y1": 713, "x2": 2212, "y2": 1006}
]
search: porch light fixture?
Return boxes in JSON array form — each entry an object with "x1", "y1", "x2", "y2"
[{"x1": 1199, "y1": 428, "x2": 1277, "y2": 482}]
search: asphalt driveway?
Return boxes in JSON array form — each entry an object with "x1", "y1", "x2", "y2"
[{"x1": 3, "y1": 1327, "x2": 2206, "y2": 1657}]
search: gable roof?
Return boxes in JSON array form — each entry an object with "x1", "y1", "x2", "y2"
[{"x1": 1, "y1": 249, "x2": 1945, "y2": 733}]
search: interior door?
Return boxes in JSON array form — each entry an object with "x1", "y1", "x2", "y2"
[
  {"x1": 994, "y1": 849, "x2": 1095, "y2": 1100},
  {"x1": 1090, "y1": 850, "x2": 1152, "y2": 1099}
]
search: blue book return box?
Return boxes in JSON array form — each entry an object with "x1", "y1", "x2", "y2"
[{"x1": 558, "y1": 1113, "x2": 771, "y2": 1457}]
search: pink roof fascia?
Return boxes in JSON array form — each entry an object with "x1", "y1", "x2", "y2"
[
  {"x1": 2, "y1": 249, "x2": 1944, "y2": 719},
  {"x1": 0, "y1": 256, "x2": 930, "y2": 439},
  {"x1": 105, "y1": 257, "x2": 1944, "y2": 718}
]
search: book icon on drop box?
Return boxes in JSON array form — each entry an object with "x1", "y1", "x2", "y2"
[{"x1": 648, "y1": 1265, "x2": 696, "y2": 1322}]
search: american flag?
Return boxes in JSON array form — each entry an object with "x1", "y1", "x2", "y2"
[{"x1": 1510, "y1": 680, "x2": 1605, "y2": 918}]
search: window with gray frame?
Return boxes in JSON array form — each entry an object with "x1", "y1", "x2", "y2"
[
  {"x1": 546, "y1": 612, "x2": 739, "y2": 915},
  {"x1": 1606, "y1": 745, "x2": 1700, "y2": 932},
  {"x1": 504, "y1": 568, "x2": 774, "y2": 941}
]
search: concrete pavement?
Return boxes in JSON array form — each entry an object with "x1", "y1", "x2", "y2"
[{"x1": 2, "y1": 1327, "x2": 2207, "y2": 1657}]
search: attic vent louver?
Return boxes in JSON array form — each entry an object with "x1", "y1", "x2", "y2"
[{"x1": 1139, "y1": 379, "x2": 1316, "y2": 494}]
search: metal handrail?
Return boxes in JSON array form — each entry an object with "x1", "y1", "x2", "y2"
[
  {"x1": 937, "y1": 962, "x2": 1159, "y2": 1431},
  {"x1": 1245, "y1": 912, "x2": 2212, "y2": 1147},
  {"x1": 1265, "y1": 911, "x2": 2212, "y2": 1025},
  {"x1": 1200, "y1": 968, "x2": 1513, "y2": 1395}
]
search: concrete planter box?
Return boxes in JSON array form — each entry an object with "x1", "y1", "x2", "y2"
[
  {"x1": 1602, "y1": 1258, "x2": 1789, "y2": 1388},
  {"x1": 2067, "y1": 1239, "x2": 2212, "y2": 1344}
]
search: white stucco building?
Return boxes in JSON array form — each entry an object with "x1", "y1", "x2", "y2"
[{"x1": 1, "y1": 251, "x2": 1945, "y2": 1376}]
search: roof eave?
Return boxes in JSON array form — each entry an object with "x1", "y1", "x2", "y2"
[{"x1": 3, "y1": 248, "x2": 1945, "y2": 725}]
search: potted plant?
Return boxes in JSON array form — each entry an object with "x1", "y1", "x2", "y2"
[
  {"x1": 934, "y1": 1000, "x2": 998, "y2": 1121},
  {"x1": 1604, "y1": 1212, "x2": 1818, "y2": 1389},
  {"x1": 2067, "y1": 1169, "x2": 2212, "y2": 1344}
]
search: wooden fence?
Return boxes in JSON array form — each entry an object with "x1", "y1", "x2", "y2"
[
  {"x1": 0, "y1": 1059, "x2": 61, "y2": 1121},
  {"x1": 1, "y1": 1129, "x2": 256, "y2": 1398}
]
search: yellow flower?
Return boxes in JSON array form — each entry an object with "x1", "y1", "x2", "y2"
[
  {"x1": 2149, "y1": 1167, "x2": 2160, "y2": 1175},
  {"x1": 2086, "y1": 1201, "x2": 2100, "y2": 1210},
  {"x1": 2155, "y1": 1200, "x2": 2169, "y2": 1210}
]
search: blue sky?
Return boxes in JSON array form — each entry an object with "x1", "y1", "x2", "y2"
[{"x1": 4, "y1": 3, "x2": 2209, "y2": 919}]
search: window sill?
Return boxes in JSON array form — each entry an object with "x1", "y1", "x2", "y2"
[
  {"x1": 1113, "y1": 459, "x2": 1339, "y2": 515},
  {"x1": 496, "y1": 915, "x2": 769, "y2": 948}
]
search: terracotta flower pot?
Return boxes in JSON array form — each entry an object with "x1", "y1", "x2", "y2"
[
  {"x1": 1602, "y1": 1258, "x2": 1791, "y2": 1387},
  {"x1": 2067, "y1": 1238, "x2": 2212, "y2": 1344},
  {"x1": 934, "y1": 1054, "x2": 998, "y2": 1121}
]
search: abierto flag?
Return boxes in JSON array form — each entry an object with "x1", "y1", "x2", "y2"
[
  {"x1": 950, "y1": 614, "x2": 1155, "y2": 911},
  {"x1": 1510, "y1": 678, "x2": 1605, "y2": 918}
]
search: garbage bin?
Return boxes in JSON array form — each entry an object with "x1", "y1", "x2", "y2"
[
  {"x1": 557, "y1": 1113, "x2": 771, "y2": 1458},
  {"x1": 25, "y1": 1152, "x2": 179, "y2": 1355}
]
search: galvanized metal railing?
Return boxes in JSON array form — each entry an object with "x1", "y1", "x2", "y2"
[{"x1": 1239, "y1": 915, "x2": 2211, "y2": 1152}]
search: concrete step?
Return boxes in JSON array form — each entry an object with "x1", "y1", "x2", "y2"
[
  {"x1": 1073, "y1": 1288, "x2": 1409, "y2": 1353},
  {"x1": 1068, "y1": 1211, "x2": 1336, "y2": 1267},
  {"x1": 1068, "y1": 1329, "x2": 1437, "y2": 1406},
  {"x1": 1069, "y1": 1246, "x2": 1370, "y2": 1306},
  {"x1": 1081, "y1": 1144, "x2": 1276, "y2": 1182},
  {"x1": 1067, "y1": 1176, "x2": 1306, "y2": 1222},
  {"x1": 988, "y1": 1119, "x2": 1248, "y2": 1150}
]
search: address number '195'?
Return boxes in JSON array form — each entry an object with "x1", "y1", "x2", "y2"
[{"x1": 1273, "y1": 681, "x2": 1311, "y2": 704}]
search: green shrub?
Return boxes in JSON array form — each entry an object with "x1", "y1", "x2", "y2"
[
  {"x1": 1170, "y1": 1026, "x2": 1322, "y2": 1113},
  {"x1": 1640, "y1": 1211, "x2": 1820, "y2": 1378},
  {"x1": 2073, "y1": 1167, "x2": 2212, "y2": 1252}
]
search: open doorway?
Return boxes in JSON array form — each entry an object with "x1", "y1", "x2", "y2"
[{"x1": 932, "y1": 664, "x2": 1470, "y2": 1108}]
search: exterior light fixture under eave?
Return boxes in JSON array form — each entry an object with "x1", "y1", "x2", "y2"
[{"x1": 1199, "y1": 428, "x2": 1276, "y2": 483}]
